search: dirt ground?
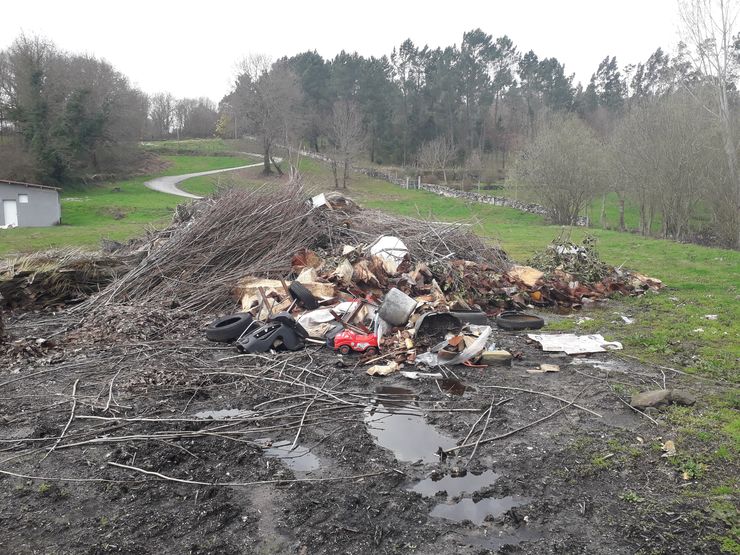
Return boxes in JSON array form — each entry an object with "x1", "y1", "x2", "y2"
[{"x1": 0, "y1": 302, "x2": 733, "y2": 554}]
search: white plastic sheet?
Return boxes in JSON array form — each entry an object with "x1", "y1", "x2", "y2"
[
  {"x1": 370, "y1": 236, "x2": 408, "y2": 273},
  {"x1": 527, "y1": 333, "x2": 623, "y2": 355}
]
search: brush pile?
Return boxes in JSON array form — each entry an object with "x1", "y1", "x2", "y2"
[
  {"x1": 0, "y1": 249, "x2": 128, "y2": 309},
  {"x1": 88, "y1": 186, "x2": 317, "y2": 311},
  {"x1": 79, "y1": 187, "x2": 510, "y2": 313}
]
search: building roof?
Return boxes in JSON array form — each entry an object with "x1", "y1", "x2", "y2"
[{"x1": 0, "y1": 179, "x2": 60, "y2": 192}]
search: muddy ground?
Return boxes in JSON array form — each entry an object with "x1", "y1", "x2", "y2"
[{"x1": 0, "y1": 302, "x2": 734, "y2": 554}]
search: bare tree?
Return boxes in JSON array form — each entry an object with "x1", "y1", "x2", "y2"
[
  {"x1": 232, "y1": 54, "x2": 303, "y2": 175},
  {"x1": 328, "y1": 100, "x2": 364, "y2": 189},
  {"x1": 418, "y1": 137, "x2": 455, "y2": 184},
  {"x1": 150, "y1": 92, "x2": 174, "y2": 139},
  {"x1": 679, "y1": 0, "x2": 740, "y2": 247},
  {"x1": 611, "y1": 92, "x2": 713, "y2": 240},
  {"x1": 512, "y1": 114, "x2": 606, "y2": 225}
]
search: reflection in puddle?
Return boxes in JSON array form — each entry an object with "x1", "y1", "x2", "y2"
[
  {"x1": 364, "y1": 387, "x2": 456, "y2": 463},
  {"x1": 193, "y1": 409, "x2": 254, "y2": 419},
  {"x1": 263, "y1": 440, "x2": 321, "y2": 472},
  {"x1": 410, "y1": 470, "x2": 499, "y2": 497},
  {"x1": 430, "y1": 496, "x2": 531, "y2": 525},
  {"x1": 464, "y1": 525, "x2": 542, "y2": 549}
]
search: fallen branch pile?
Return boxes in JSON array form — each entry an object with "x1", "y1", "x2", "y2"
[
  {"x1": 87, "y1": 186, "x2": 317, "y2": 312},
  {"x1": 0, "y1": 249, "x2": 128, "y2": 309}
]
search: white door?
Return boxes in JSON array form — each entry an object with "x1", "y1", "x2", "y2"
[{"x1": 3, "y1": 200, "x2": 18, "y2": 227}]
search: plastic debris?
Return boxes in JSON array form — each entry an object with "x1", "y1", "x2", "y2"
[
  {"x1": 367, "y1": 361, "x2": 399, "y2": 376},
  {"x1": 527, "y1": 333, "x2": 623, "y2": 355}
]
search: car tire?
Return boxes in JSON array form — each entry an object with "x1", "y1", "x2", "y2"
[
  {"x1": 365, "y1": 346, "x2": 379, "y2": 356},
  {"x1": 206, "y1": 313, "x2": 254, "y2": 342},
  {"x1": 339, "y1": 344, "x2": 352, "y2": 355},
  {"x1": 495, "y1": 311, "x2": 545, "y2": 331},
  {"x1": 289, "y1": 282, "x2": 319, "y2": 310}
]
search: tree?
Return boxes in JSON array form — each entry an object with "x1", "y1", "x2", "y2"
[
  {"x1": 328, "y1": 100, "x2": 364, "y2": 189},
  {"x1": 149, "y1": 92, "x2": 174, "y2": 139},
  {"x1": 228, "y1": 55, "x2": 303, "y2": 175},
  {"x1": 0, "y1": 34, "x2": 148, "y2": 183},
  {"x1": 512, "y1": 114, "x2": 606, "y2": 225},
  {"x1": 611, "y1": 92, "x2": 714, "y2": 240},
  {"x1": 679, "y1": 0, "x2": 740, "y2": 247},
  {"x1": 417, "y1": 136, "x2": 455, "y2": 184}
]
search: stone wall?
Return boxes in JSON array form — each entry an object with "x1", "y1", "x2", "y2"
[{"x1": 354, "y1": 168, "x2": 588, "y2": 226}]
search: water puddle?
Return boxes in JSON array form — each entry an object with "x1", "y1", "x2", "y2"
[
  {"x1": 410, "y1": 470, "x2": 499, "y2": 497},
  {"x1": 364, "y1": 386, "x2": 456, "y2": 463},
  {"x1": 430, "y1": 495, "x2": 531, "y2": 525},
  {"x1": 439, "y1": 378, "x2": 467, "y2": 396},
  {"x1": 262, "y1": 440, "x2": 321, "y2": 472},
  {"x1": 193, "y1": 409, "x2": 255, "y2": 420},
  {"x1": 463, "y1": 525, "x2": 542, "y2": 549}
]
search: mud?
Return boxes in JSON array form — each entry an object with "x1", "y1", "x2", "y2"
[{"x1": 0, "y1": 304, "x2": 734, "y2": 554}]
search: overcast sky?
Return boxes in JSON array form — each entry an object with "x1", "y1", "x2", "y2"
[{"x1": 2, "y1": 0, "x2": 681, "y2": 102}]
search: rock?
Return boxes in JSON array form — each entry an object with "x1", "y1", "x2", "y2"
[
  {"x1": 669, "y1": 389, "x2": 697, "y2": 407},
  {"x1": 631, "y1": 389, "x2": 672, "y2": 410},
  {"x1": 631, "y1": 388, "x2": 697, "y2": 410}
]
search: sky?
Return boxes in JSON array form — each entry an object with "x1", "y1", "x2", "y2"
[{"x1": 2, "y1": 0, "x2": 682, "y2": 102}]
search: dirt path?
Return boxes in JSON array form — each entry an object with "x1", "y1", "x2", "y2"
[{"x1": 144, "y1": 162, "x2": 262, "y2": 199}]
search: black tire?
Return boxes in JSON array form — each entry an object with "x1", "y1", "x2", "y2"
[
  {"x1": 495, "y1": 310, "x2": 544, "y2": 331},
  {"x1": 450, "y1": 310, "x2": 488, "y2": 325},
  {"x1": 338, "y1": 344, "x2": 352, "y2": 355},
  {"x1": 289, "y1": 282, "x2": 319, "y2": 310},
  {"x1": 365, "y1": 346, "x2": 379, "y2": 356},
  {"x1": 206, "y1": 313, "x2": 254, "y2": 342}
]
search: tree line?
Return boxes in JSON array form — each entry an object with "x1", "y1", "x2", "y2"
[
  {"x1": 1, "y1": 0, "x2": 737, "y2": 248},
  {"x1": 0, "y1": 35, "x2": 219, "y2": 184},
  {"x1": 219, "y1": 2, "x2": 737, "y2": 248}
]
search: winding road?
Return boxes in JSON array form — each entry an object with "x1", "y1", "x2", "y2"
[{"x1": 144, "y1": 160, "x2": 263, "y2": 199}]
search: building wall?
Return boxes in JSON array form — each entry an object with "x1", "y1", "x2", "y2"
[{"x1": 0, "y1": 183, "x2": 61, "y2": 227}]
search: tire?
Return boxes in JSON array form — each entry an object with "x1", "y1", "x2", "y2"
[
  {"x1": 206, "y1": 313, "x2": 254, "y2": 342},
  {"x1": 338, "y1": 344, "x2": 352, "y2": 355},
  {"x1": 365, "y1": 346, "x2": 379, "y2": 356},
  {"x1": 289, "y1": 282, "x2": 319, "y2": 310},
  {"x1": 450, "y1": 310, "x2": 488, "y2": 325},
  {"x1": 495, "y1": 311, "x2": 544, "y2": 331}
]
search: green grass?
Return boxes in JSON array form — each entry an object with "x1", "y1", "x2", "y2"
[{"x1": 0, "y1": 155, "x2": 252, "y2": 255}]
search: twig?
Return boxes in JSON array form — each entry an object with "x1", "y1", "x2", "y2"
[
  {"x1": 108, "y1": 461, "x2": 394, "y2": 486},
  {"x1": 475, "y1": 385, "x2": 601, "y2": 418},
  {"x1": 104, "y1": 369, "x2": 122, "y2": 412},
  {"x1": 607, "y1": 384, "x2": 660, "y2": 426},
  {"x1": 467, "y1": 395, "x2": 495, "y2": 466},
  {"x1": 40, "y1": 379, "x2": 79, "y2": 462},
  {"x1": 444, "y1": 387, "x2": 587, "y2": 455}
]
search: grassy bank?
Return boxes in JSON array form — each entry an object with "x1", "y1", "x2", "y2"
[{"x1": 0, "y1": 155, "x2": 251, "y2": 255}]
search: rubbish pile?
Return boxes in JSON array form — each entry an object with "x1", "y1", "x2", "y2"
[{"x1": 176, "y1": 188, "x2": 665, "y2": 373}]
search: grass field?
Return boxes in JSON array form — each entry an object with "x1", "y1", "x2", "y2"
[{"x1": 0, "y1": 155, "x2": 252, "y2": 255}]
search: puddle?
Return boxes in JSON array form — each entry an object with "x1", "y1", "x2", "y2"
[
  {"x1": 263, "y1": 440, "x2": 321, "y2": 471},
  {"x1": 439, "y1": 378, "x2": 467, "y2": 396},
  {"x1": 364, "y1": 386, "x2": 456, "y2": 463},
  {"x1": 463, "y1": 526, "x2": 542, "y2": 549},
  {"x1": 193, "y1": 409, "x2": 254, "y2": 419},
  {"x1": 410, "y1": 470, "x2": 499, "y2": 497},
  {"x1": 430, "y1": 496, "x2": 531, "y2": 525}
]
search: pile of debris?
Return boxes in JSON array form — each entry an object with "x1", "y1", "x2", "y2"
[
  {"x1": 0, "y1": 248, "x2": 129, "y2": 309},
  {"x1": 141, "y1": 188, "x2": 661, "y2": 375},
  {"x1": 1, "y1": 188, "x2": 663, "y2": 373}
]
